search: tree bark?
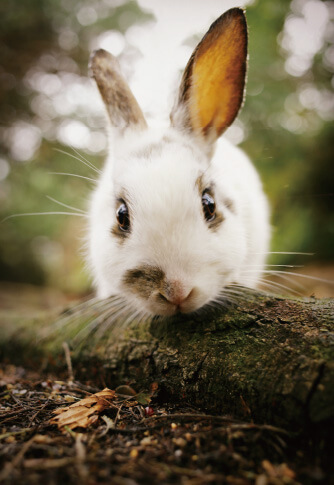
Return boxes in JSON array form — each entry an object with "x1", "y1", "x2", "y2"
[{"x1": 0, "y1": 290, "x2": 333, "y2": 431}]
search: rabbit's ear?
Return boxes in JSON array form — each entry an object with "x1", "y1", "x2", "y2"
[
  {"x1": 171, "y1": 8, "x2": 247, "y2": 144},
  {"x1": 90, "y1": 49, "x2": 147, "y2": 130}
]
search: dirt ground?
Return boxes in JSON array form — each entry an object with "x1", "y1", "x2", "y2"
[{"x1": 0, "y1": 363, "x2": 331, "y2": 485}]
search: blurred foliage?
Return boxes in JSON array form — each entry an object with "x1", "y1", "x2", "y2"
[
  {"x1": 0, "y1": 0, "x2": 152, "y2": 292},
  {"x1": 242, "y1": 1, "x2": 334, "y2": 264},
  {"x1": 0, "y1": 0, "x2": 333, "y2": 294}
]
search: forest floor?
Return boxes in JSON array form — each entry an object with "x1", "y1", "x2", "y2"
[{"x1": 0, "y1": 363, "x2": 331, "y2": 485}]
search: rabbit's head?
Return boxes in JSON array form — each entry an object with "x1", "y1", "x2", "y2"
[{"x1": 88, "y1": 9, "x2": 269, "y2": 316}]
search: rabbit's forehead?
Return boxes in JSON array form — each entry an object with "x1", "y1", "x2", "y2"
[
  {"x1": 119, "y1": 156, "x2": 205, "y2": 208},
  {"x1": 113, "y1": 135, "x2": 209, "y2": 199}
]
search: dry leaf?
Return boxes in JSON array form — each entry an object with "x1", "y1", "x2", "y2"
[
  {"x1": 115, "y1": 385, "x2": 137, "y2": 397},
  {"x1": 262, "y1": 459, "x2": 277, "y2": 477},
  {"x1": 279, "y1": 463, "x2": 296, "y2": 479},
  {"x1": 50, "y1": 388, "x2": 116, "y2": 430}
]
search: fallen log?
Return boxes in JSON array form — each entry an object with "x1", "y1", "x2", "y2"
[{"x1": 0, "y1": 290, "x2": 333, "y2": 432}]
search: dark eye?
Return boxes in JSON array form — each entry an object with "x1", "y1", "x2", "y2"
[
  {"x1": 202, "y1": 191, "x2": 216, "y2": 222},
  {"x1": 116, "y1": 201, "x2": 130, "y2": 231}
]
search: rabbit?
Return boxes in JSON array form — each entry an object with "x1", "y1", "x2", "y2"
[{"x1": 87, "y1": 8, "x2": 270, "y2": 317}]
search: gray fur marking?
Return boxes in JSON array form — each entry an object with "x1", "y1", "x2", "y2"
[{"x1": 123, "y1": 265, "x2": 165, "y2": 299}]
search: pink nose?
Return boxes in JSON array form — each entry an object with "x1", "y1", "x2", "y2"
[{"x1": 159, "y1": 280, "x2": 192, "y2": 307}]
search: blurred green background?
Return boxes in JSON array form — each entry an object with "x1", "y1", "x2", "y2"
[{"x1": 0, "y1": 0, "x2": 333, "y2": 299}]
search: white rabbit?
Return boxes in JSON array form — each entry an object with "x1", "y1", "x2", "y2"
[{"x1": 88, "y1": 8, "x2": 270, "y2": 317}]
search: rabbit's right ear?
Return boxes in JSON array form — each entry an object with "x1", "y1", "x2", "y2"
[
  {"x1": 90, "y1": 49, "x2": 147, "y2": 131},
  {"x1": 171, "y1": 8, "x2": 247, "y2": 146}
]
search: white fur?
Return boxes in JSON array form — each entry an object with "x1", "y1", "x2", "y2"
[{"x1": 88, "y1": 125, "x2": 270, "y2": 315}]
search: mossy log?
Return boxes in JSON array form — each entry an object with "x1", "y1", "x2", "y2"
[{"x1": 0, "y1": 290, "x2": 333, "y2": 432}]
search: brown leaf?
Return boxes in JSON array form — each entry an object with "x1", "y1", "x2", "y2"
[
  {"x1": 262, "y1": 459, "x2": 277, "y2": 477},
  {"x1": 115, "y1": 385, "x2": 137, "y2": 397},
  {"x1": 50, "y1": 388, "x2": 116, "y2": 430}
]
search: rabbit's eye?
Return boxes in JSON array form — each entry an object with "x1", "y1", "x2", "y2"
[
  {"x1": 117, "y1": 201, "x2": 130, "y2": 231},
  {"x1": 202, "y1": 191, "x2": 216, "y2": 222}
]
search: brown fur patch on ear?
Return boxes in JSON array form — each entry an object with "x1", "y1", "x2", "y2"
[
  {"x1": 171, "y1": 8, "x2": 247, "y2": 141},
  {"x1": 89, "y1": 49, "x2": 147, "y2": 130}
]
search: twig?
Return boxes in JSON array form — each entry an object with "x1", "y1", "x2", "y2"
[
  {"x1": 62, "y1": 342, "x2": 74, "y2": 383},
  {"x1": 140, "y1": 413, "x2": 237, "y2": 425},
  {"x1": 23, "y1": 457, "x2": 75, "y2": 469},
  {"x1": 139, "y1": 413, "x2": 290, "y2": 435},
  {"x1": 28, "y1": 400, "x2": 50, "y2": 425},
  {"x1": 0, "y1": 428, "x2": 32, "y2": 441},
  {"x1": 75, "y1": 434, "x2": 88, "y2": 480},
  {"x1": 0, "y1": 408, "x2": 29, "y2": 423}
]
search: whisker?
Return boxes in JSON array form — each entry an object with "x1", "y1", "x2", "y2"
[
  {"x1": 256, "y1": 277, "x2": 304, "y2": 297},
  {"x1": 42, "y1": 297, "x2": 114, "y2": 337},
  {"x1": 71, "y1": 305, "x2": 125, "y2": 346},
  {"x1": 214, "y1": 287, "x2": 254, "y2": 306},
  {"x1": 251, "y1": 251, "x2": 314, "y2": 256},
  {"x1": 220, "y1": 287, "x2": 254, "y2": 298},
  {"x1": 47, "y1": 296, "x2": 123, "y2": 327},
  {"x1": 70, "y1": 145, "x2": 101, "y2": 172},
  {"x1": 118, "y1": 306, "x2": 143, "y2": 328},
  {"x1": 245, "y1": 270, "x2": 333, "y2": 285},
  {"x1": 245, "y1": 264, "x2": 304, "y2": 268},
  {"x1": 92, "y1": 304, "x2": 131, "y2": 341},
  {"x1": 228, "y1": 283, "x2": 266, "y2": 297},
  {"x1": 205, "y1": 299, "x2": 226, "y2": 311},
  {"x1": 215, "y1": 296, "x2": 239, "y2": 306},
  {"x1": 126, "y1": 310, "x2": 152, "y2": 325},
  {"x1": 2, "y1": 212, "x2": 87, "y2": 223},
  {"x1": 216, "y1": 292, "x2": 246, "y2": 302},
  {"x1": 54, "y1": 148, "x2": 101, "y2": 174},
  {"x1": 44, "y1": 297, "x2": 131, "y2": 348},
  {"x1": 48, "y1": 172, "x2": 96, "y2": 183},
  {"x1": 114, "y1": 309, "x2": 139, "y2": 332},
  {"x1": 46, "y1": 195, "x2": 86, "y2": 214},
  {"x1": 138, "y1": 310, "x2": 151, "y2": 325},
  {"x1": 266, "y1": 272, "x2": 307, "y2": 291}
]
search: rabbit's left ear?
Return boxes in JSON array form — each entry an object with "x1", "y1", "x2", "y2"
[{"x1": 171, "y1": 8, "x2": 247, "y2": 144}]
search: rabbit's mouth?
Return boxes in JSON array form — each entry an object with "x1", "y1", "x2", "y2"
[{"x1": 145, "y1": 286, "x2": 207, "y2": 316}]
